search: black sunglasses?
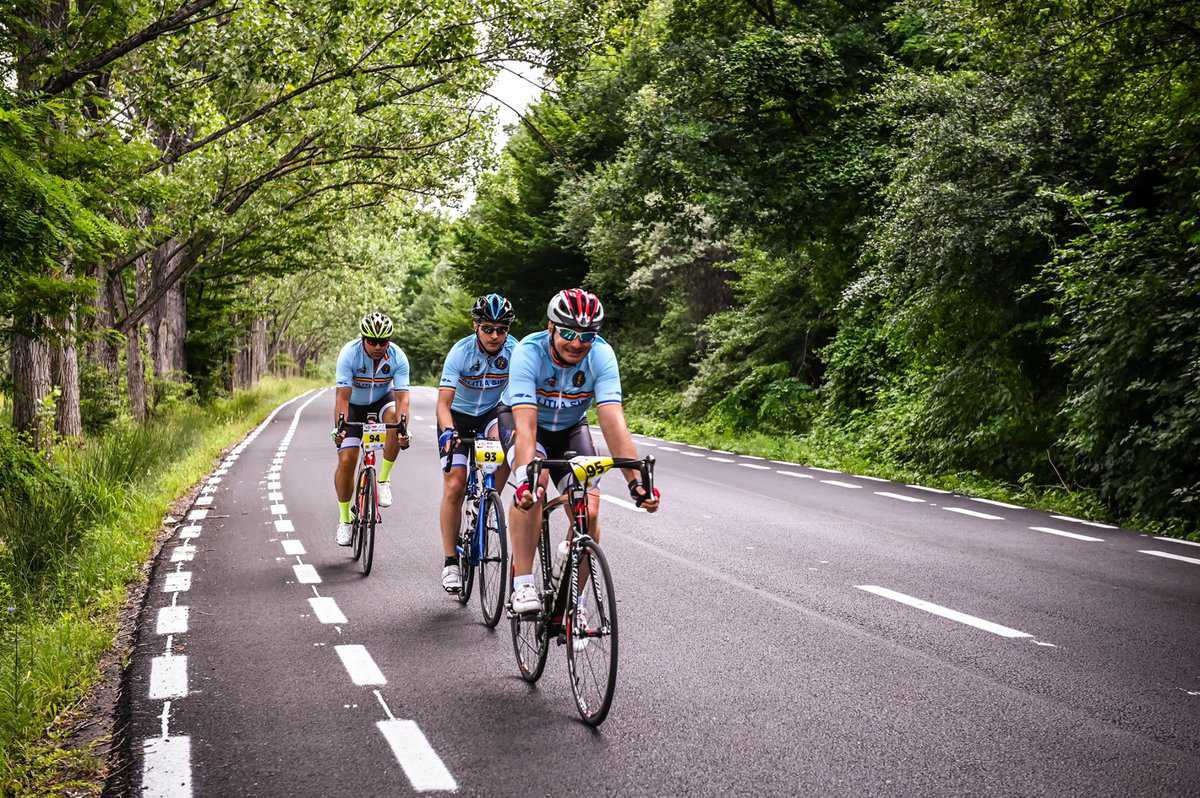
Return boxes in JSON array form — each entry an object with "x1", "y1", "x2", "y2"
[
  {"x1": 478, "y1": 324, "x2": 509, "y2": 336},
  {"x1": 364, "y1": 336, "x2": 390, "y2": 346}
]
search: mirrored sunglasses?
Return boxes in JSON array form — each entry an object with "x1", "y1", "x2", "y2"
[{"x1": 479, "y1": 324, "x2": 509, "y2": 335}]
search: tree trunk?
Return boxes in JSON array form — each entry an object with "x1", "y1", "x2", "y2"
[
  {"x1": 126, "y1": 325, "x2": 147, "y2": 421},
  {"x1": 52, "y1": 310, "x2": 83, "y2": 437},
  {"x1": 91, "y1": 263, "x2": 120, "y2": 371},
  {"x1": 146, "y1": 240, "x2": 188, "y2": 377},
  {"x1": 249, "y1": 317, "x2": 268, "y2": 386},
  {"x1": 11, "y1": 332, "x2": 54, "y2": 447}
]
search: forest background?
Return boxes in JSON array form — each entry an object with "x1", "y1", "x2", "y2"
[{"x1": 0, "y1": 0, "x2": 1197, "y2": 786}]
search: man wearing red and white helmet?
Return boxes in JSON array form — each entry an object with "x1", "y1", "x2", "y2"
[{"x1": 497, "y1": 288, "x2": 660, "y2": 614}]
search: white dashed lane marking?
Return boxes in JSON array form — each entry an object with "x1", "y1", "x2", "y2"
[
  {"x1": 821, "y1": 480, "x2": 861, "y2": 489},
  {"x1": 335, "y1": 645, "x2": 387, "y2": 685},
  {"x1": 857, "y1": 585, "x2": 1034, "y2": 639},
  {"x1": 142, "y1": 737, "x2": 192, "y2": 798},
  {"x1": 907, "y1": 484, "x2": 951, "y2": 494},
  {"x1": 156, "y1": 606, "x2": 189, "y2": 635},
  {"x1": 943, "y1": 507, "x2": 1004, "y2": 521},
  {"x1": 163, "y1": 572, "x2": 191, "y2": 593},
  {"x1": 377, "y1": 720, "x2": 459, "y2": 792},
  {"x1": 739, "y1": 463, "x2": 770, "y2": 471},
  {"x1": 149, "y1": 655, "x2": 188, "y2": 699},
  {"x1": 275, "y1": 519, "x2": 295, "y2": 533},
  {"x1": 281, "y1": 539, "x2": 306, "y2": 555},
  {"x1": 1140, "y1": 550, "x2": 1200, "y2": 566},
  {"x1": 600, "y1": 494, "x2": 645, "y2": 512},
  {"x1": 1155, "y1": 536, "x2": 1200, "y2": 549},
  {"x1": 1030, "y1": 526, "x2": 1103, "y2": 542},
  {"x1": 309, "y1": 596, "x2": 349, "y2": 624},
  {"x1": 777, "y1": 470, "x2": 812, "y2": 479},
  {"x1": 875, "y1": 491, "x2": 924, "y2": 503},
  {"x1": 293, "y1": 563, "x2": 321, "y2": 584},
  {"x1": 972, "y1": 497, "x2": 1024, "y2": 510},
  {"x1": 1051, "y1": 514, "x2": 1116, "y2": 529}
]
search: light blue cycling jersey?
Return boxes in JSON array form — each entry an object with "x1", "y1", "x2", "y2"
[
  {"x1": 501, "y1": 330, "x2": 622, "y2": 431},
  {"x1": 334, "y1": 339, "x2": 410, "y2": 405},
  {"x1": 438, "y1": 334, "x2": 516, "y2": 416}
]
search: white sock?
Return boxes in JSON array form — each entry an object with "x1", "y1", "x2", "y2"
[{"x1": 513, "y1": 574, "x2": 534, "y2": 590}]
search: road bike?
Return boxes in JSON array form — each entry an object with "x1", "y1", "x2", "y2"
[
  {"x1": 337, "y1": 413, "x2": 407, "y2": 576},
  {"x1": 509, "y1": 452, "x2": 655, "y2": 726},
  {"x1": 443, "y1": 435, "x2": 509, "y2": 627}
]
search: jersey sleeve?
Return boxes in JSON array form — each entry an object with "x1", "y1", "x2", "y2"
[
  {"x1": 592, "y1": 343, "x2": 622, "y2": 405},
  {"x1": 439, "y1": 343, "x2": 460, "y2": 390},
  {"x1": 505, "y1": 341, "x2": 539, "y2": 407},
  {"x1": 391, "y1": 346, "x2": 410, "y2": 391},
  {"x1": 334, "y1": 343, "x2": 354, "y2": 388}
]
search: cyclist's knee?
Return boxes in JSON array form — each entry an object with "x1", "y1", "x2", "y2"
[{"x1": 443, "y1": 470, "x2": 466, "y2": 498}]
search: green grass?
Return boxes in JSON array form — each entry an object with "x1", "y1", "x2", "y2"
[
  {"x1": 0, "y1": 377, "x2": 322, "y2": 796},
  {"x1": 619, "y1": 394, "x2": 1199, "y2": 543}
]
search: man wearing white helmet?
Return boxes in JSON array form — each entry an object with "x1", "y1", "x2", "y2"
[
  {"x1": 497, "y1": 288, "x2": 660, "y2": 615},
  {"x1": 330, "y1": 312, "x2": 412, "y2": 546}
]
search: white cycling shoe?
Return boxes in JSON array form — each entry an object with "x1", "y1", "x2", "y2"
[
  {"x1": 441, "y1": 564, "x2": 462, "y2": 593},
  {"x1": 335, "y1": 522, "x2": 353, "y2": 546},
  {"x1": 572, "y1": 606, "x2": 590, "y2": 653},
  {"x1": 510, "y1": 583, "x2": 541, "y2": 614},
  {"x1": 377, "y1": 482, "x2": 393, "y2": 507}
]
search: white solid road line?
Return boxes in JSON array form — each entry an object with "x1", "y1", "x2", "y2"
[
  {"x1": 739, "y1": 463, "x2": 771, "y2": 470},
  {"x1": 281, "y1": 539, "x2": 306, "y2": 556},
  {"x1": 875, "y1": 491, "x2": 924, "y2": 503},
  {"x1": 293, "y1": 563, "x2": 321, "y2": 584},
  {"x1": 856, "y1": 585, "x2": 1033, "y2": 639},
  {"x1": 335, "y1": 644, "x2": 387, "y2": 685},
  {"x1": 943, "y1": 507, "x2": 1004, "y2": 521},
  {"x1": 972, "y1": 497, "x2": 1025, "y2": 510},
  {"x1": 1051, "y1": 514, "x2": 1117, "y2": 529},
  {"x1": 377, "y1": 720, "x2": 458, "y2": 792},
  {"x1": 308, "y1": 596, "x2": 349, "y2": 624},
  {"x1": 149, "y1": 655, "x2": 189, "y2": 699},
  {"x1": 1140, "y1": 550, "x2": 1200, "y2": 566},
  {"x1": 1154, "y1": 536, "x2": 1200, "y2": 549},
  {"x1": 1030, "y1": 526, "x2": 1103, "y2": 542},
  {"x1": 600, "y1": 494, "x2": 645, "y2": 512},
  {"x1": 142, "y1": 736, "x2": 192, "y2": 798},
  {"x1": 777, "y1": 470, "x2": 813, "y2": 479},
  {"x1": 907, "y1": 484, "x2": 951, "y2": 494},
  {"x1": 821, "y1": 480, "x2": 862, "y2": 489},
  {"x1": 156, "y1": 606, "x2": 189, "y2": 635}
]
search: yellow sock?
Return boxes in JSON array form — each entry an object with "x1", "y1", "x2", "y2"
[
  {"x1": 338, "y1": 500, "x2": 351, "y2": 523},
  {"x1": 378, "y1": 457, "x2": 395, "y2": 483}
]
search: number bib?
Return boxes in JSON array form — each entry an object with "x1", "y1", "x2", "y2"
[
  {"x1": 569, "y1": 455, "x2": 615, "y2": 486},
  {"x1": 474, "y1": 438, "x2": 505, "y2": 474},
  {"x1": 361, "y1": 422, "x2": 387, "y2": 451}
]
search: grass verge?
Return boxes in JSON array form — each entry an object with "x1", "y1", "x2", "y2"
[
  {"x1": 0, "y1": 377, "x2": 322, "y2": 796},
  {"x1": 620, "y1": 394, "x2": 1198, "y2": 543}
]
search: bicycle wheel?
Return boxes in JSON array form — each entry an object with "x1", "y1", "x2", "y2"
[
  {"x1": 566, "y1": 538, "x2": 618, "y2": 726},
  {"x1": 510, "y1": 525, "x2": 551, "y2": 683},
  {"x1": 360, "y1": 468, "x2": 376, "y2": 576},
  {"x1": 351, "y1": 472, "x2": 365, "y2": 561},
  {"x1": 478, "y1": 490, "x2": 508, "y2": 628},
  {"x1": 455, "y1": 499, "x2": 476, "y2": 604}
]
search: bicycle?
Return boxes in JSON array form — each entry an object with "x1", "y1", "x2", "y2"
[
  {"x1": 442, "y1": 435, "x2": 509, "y2": 628},
  {"x1": 337, "y1": 413, "x2": 408, "y2": 576},
  {"x1": 509, "y1": 452, "x2": 655, "y2": 726}
]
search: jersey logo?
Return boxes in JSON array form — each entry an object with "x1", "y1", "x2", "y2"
[
  {"x1": 495, "y1": 356, "x2": 508, "y2": 370},
  {"x1": 573, "y1": 370, "x2": 586, "y2": 387},
  {"x1": 546, "y1": 376, "x2": 557, "y2": 387},
  {"x1": 381, "y1": 364, "x2": 391, "y2": 374},
  {"x1": 471, "y1": 360, "x2": 482, "y2": 372}
]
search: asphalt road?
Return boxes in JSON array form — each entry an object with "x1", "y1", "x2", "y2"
[{"x1": 121, "y1": 387, "x2": 1200, "y2": 797}]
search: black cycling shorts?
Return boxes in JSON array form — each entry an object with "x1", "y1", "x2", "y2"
[
  {"x1": 339, "y1": 395, "x2": 397, "y2": 449},
  {"x1": 440, "y1": 406, "x2": 501, "y2": 469},
  {"x1": 495, "y1": 403, "x2": 598, "y2": 489}
]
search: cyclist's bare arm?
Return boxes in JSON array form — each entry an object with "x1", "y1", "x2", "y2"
[
  {"x1": 513, "y1": 405, "x2": 541, "y2": 508},
  {"x1": 597, "y1": 403, "x2": 659, "y2": 512},
  {"x1": 392, "y1": 389, "x2": 411, "y2": 448},
  {"x1": 436, "y1": 388, "x2": 455, "y2": 433},
  {"x1": 333, "y1": 387, "x2": 352, "y2": 435}
]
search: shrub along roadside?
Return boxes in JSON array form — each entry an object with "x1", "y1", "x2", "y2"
[
  {"x1": 620, "y1": 389, "x2": 1199, "y2": 543},
  {"x1": 0, "y1": 377, "x2": 322, "y2": 796}
]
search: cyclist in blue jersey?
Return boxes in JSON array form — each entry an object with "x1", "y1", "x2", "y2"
[
  {"x1": 435, "y1": 293, "x2": 516, "y2": 592},
  {"x1": 330, "y1": 312, "x2": 411, "y2": 545},
  {"x1": 499, "y1": 289, "x2": 660, "y2": 614}
]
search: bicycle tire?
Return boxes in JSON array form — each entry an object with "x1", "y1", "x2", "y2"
[
  {"x1": 566, "y1": 537, "x2": 618, "y2": 726},
  {"x1": 351, "y1": 472, "x2": 365, "y2": 561},
  {"x1": 360, "y1": 467, "x2": 376, "y2": 576},
  {"x1": 456, "y1": 499, "x2": 476, "y2": 605},
  {"x1": 510, "y1": 524, "x2": 551, "y2": 683},
  {"x1": 478, "y1": 489, "x2": 508, "y2": 628}
]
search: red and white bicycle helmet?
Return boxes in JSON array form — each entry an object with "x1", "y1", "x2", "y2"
[{"x1": 547, "y1": 288, "x2": 604, "y2": 331}]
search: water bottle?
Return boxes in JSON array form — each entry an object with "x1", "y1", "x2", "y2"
[{"x1": 551, "y1": 539, "x2": 570, "y2": 589}]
